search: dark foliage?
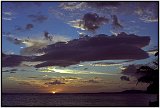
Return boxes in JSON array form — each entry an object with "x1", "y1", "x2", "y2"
[{"x1": 137, "y1": 52, "x2": 158, "y2": 94}]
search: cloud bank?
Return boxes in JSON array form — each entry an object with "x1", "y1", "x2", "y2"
[
  {"x1": 2, "y1": 32, "x2": 150, "y2": 68},
  {"x1": 33, "y1": 32, "x2": 150, "y2": 67}
]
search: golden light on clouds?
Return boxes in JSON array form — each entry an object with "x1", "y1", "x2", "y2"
[{"x1": 39, "y1": 66, "x2": 116, "y2": 75}]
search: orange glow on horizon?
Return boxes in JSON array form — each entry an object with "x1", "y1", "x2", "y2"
[{"x1": 52, "y1": 91, "x2": 56, "y2": 94}]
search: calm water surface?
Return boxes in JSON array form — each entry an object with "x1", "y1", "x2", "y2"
[{"x1": 2, "y1": 93, "x2": 157, "y2": 106}]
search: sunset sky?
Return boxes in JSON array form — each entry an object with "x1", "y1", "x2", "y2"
[{"x1": 2, "y1": 2, "x2": 158, "y2": 93}]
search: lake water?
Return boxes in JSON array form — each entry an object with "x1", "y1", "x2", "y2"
[{"x1": 2, "y1": 93, "x2": 157, "y2": 107}]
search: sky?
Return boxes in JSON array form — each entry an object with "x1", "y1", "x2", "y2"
[{"x1": 2, "y1": 1, "x2": 158, "y2": 93}]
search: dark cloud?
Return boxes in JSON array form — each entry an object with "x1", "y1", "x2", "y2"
[
  {"x1": 2, "y1": 53, "x2": 30, "y2": 67},
  {"x1": 28, "y1": 14, "x2": 48, "y2": 23},
  {"x1": 45, "y1": 80, "x2": 65, "y2": 85},
  {"x1": 79, "y1": 13, "x2": 109, "y2": 32},
  {"x1": 92, "y1": 59, "x2": 135, "y2": 66},
  {"x1": 111, "y1": 15, "x2": 123, "y2": 30},
  {"x1": 33, "y1": 32, "x2": 150, "y2": 67},
  {"x1": 25, "y1": 24, "x2": 34, "y2": 30},
  {"x1": 35, "y1": 60, "x2": 79, "y2": 68},
  {"x1": 3, "y1": 33, "x2": 150, "y2": 68},
  {"x1": 120, "y1": 76, "x2": 130, "y2": 81}
]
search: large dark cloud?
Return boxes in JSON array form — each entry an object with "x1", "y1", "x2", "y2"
[
  {"x1": 2, "y1": 32, "x2": 150, "y2": 68},
  {"x1": 33, "y1": 32, "x2": 150, "y2": 67}
]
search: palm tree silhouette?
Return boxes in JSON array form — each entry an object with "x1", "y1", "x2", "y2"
[{"x1": 136, "y1": 52, "x2": 158, "y2": 106}]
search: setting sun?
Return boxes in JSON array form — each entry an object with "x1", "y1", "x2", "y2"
[{"x1": 52, "y1": 91, "x2": 56, "y2": 94}]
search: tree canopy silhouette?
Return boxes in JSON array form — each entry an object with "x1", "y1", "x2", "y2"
[{"x1": 136, "y1": 52, "x2": 158, "y2": 94}]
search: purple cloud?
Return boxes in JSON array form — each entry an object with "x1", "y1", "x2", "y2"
[
  {"x1": 2, "y1": 32, "x2": 150, "y2": 68},
  {"x1": 33, "y1": 32, "x2": 150, "y2": 67},
  {"x1": 81, "y1": 13, "x2": 109, "y2": 32},
  {"x1": 2, "y1": 54, "x2": 30, "y2": 67}
]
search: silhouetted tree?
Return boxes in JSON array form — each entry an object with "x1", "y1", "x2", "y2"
[{"x1": 136, "y1": 52, "x2": 158, "y2": 106}]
